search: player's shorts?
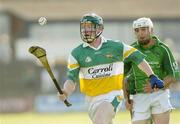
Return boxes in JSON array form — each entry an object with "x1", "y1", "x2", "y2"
[
  {"x1": 132, "y1": 89, "x2": 173, "y2": 122},
  {"x1": 85, "y1": 90, "x2": 124, "y2": 120}
]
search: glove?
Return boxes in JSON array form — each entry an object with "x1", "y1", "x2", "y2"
[{"x1": 149, "y1": 74, "x2": 164, "y2": 89}]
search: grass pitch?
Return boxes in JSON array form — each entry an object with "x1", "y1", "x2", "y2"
[{"x1": 0, "y1": 110, "x2": 179, "y2": 124}]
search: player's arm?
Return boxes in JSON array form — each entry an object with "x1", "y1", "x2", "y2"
[
  {"x1": 162, "y1": 44, "x2": 179, "y2": 88},
  {"x1": 123, "y1": 61, "x2": 134, "y2": 111},
  {"x1": 123, "y1": 77, "x2": 133, "y2": 111},
  {"x1": 58, "y1": 80, "x2": 76, "y2": 101},
  {"x1": 58, "y1": 53, "x2": 80, "y2": 101},
  {"x1": 123, "y1": 61, "x2": 131, "y2": 100},
  {"x1": 123, "y1": 43, "x2": 164, "y2": 89},
  {"x1": 123, "y1": 43, "x2": 153, "y2": 76},
  {"x1": 137, "y1": 59, "x2": 154, "y2": 77},
  {"x1": 123, "y1": 78, "x2": 129, "y2": 100}
]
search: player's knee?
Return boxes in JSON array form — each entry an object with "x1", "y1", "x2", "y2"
[
  {"x1": 93, "y1": 118, "x2": 110, "y2": 124},
  {"x1": 93, "y1": 102, "x2": 115, "y2": 124},
  {"x1": 93, "y1": 118, "x2": 103, "y2": 124},
  {"x1": 93, "y1": 114, "x2": 108, "y2": 124},
  {"x1": 93, "y1": 114, "x2": 113, "y2": 124}
]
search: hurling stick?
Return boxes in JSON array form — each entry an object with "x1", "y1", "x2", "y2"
[
  {"x1": 123, "y1": 78, "x2": 133, "y2": 119},
  {"x1": 28, "y1": 46, "x2": 72, "y2": 107},
  {"x1": 127, "y1": 93, "x2": 133, "y2": 119}
]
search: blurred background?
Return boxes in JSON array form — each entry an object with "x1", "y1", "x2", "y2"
[{"x1": 0, "y1": 0, "x2": 180, "y2": 124}]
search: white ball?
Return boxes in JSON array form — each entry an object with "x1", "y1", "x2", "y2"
[{"x1": 38, "y1": 17, "x2": 47, "y2": 26}]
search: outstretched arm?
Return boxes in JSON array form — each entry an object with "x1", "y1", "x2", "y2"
[
  {"x1": 123, "y1": 43, "x2": 164, "y2": 89},
  {"x1": 138, "y1": 59, "x2": 164, "y2": 89},
  {"x1": 58, "y1": 80, "x2": 76, "y2": 101},
  {"x1": 137, "y1": 59, "x2": 154, "y2": 77}
]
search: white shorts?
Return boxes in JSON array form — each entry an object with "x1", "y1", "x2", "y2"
[
  {"x1": 132, "y1": 89, "x2": 173, "y2": 122},
  {"x1": 85, "y1": 90, "x2": 124, "y2": 120}
]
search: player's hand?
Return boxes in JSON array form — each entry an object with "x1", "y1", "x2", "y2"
[
  {"x1": 149, "y1": 74, "x2": 164, "y2": 89},
  {"x1": 144, "y1": 82, "x2": 153, "y2": 93},
  {"x1": 152, "y1": 85, "x2": 160, "y2": 92},
  {"x1": 144, "y1": 82, "x2": 160, "y2": 93},
  {"x1": 57, "y1": 90, "x2": 68, "y2": 102},
  {"x1": 125, "y1": 100, "x2": 133, "y2": 110}
]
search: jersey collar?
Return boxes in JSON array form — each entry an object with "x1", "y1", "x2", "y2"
[
  {"x1": 82, "y1": 36, "x2": 107, "y2": 50},
  {"x1": 138, "y1": 35, "x2": 160, "y2": 49}
]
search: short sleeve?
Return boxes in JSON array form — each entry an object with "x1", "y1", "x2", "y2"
[
  {"x1": 123, "y1": 43, "x2": 145, "y2": 65},
  {"x1": 67, "y1": 53, "x2": 80, "y2": 83}
]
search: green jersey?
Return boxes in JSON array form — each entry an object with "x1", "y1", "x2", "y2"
[
  {"x1": 125, "y1": 36, "x2": 180, "y2": 94},
  {"x1": 67, "y1": 37, "x2": 145, "y2": 96}
]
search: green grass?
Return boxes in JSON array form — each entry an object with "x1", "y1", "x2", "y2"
[{"x1": 0, "y1": 110, "x2": 179, "y2": 124}]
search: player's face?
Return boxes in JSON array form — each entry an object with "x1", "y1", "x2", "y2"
[
  {"x1": 134, "y1": 27, "x2": 151, "y2": 45},
  {"x1": 81, "y1": 22, "x2": 96, "y2": 36},
  {"x1": 80, "y1": 22, "x2": 102, "y2": 43},
  {"x1": 80, "y1": 22, "x2": 96, "y2": 43}
]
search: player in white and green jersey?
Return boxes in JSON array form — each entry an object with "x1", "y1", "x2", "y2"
[
  {"x1": 124, "y1": 17, "x2": 180, "y2": 124},
  {"x1": 58, "y1": 13, "x2": 163, "y2": 124}
]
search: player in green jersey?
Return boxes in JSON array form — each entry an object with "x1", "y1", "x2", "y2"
[
  {"x1": 58, "y1": 13, "x2": 164, "y2": 124},
  {"x1": 124, "y1": 17, "x2": 180, "y2": 124}
]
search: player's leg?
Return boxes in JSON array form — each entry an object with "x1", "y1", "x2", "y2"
[
  {"x1": 132, "y1": 94, "x2": 151, "y2": 124},
  {"x1": 87, "y1": 91, "x2": 123, "y2": 124},
  {"x1": 133, "y1": 119, "x2": 149, "y2": 124},
  {"x1": 151, "y1": 90, "x2": 172, "y2": 124},
  {"x1": 132, "y1": 112, "x2": 151, "y2": 124},
  {"x1": 152, "y1": 111, "x2": 170, "y2": 124},
  {"x1": 92, "y1": 101, "x2": 115, "y2": 124}
]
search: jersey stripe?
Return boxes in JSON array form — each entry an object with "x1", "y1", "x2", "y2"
[
  {"x1": 68, "y1": 63, "x2": 80, "y2": 70},
  {"x1": 79, "y1": 74, "x2": 124, "y2": 96},
  {"x1": 123, "y1": 47, "x2": 137, "y2": 59},
  {"x1": 161, "y1": 45, "x2": 175, "y2": 77},
  {"x1": 68, "y1": 54, "x2": 80, "y2": 70}
]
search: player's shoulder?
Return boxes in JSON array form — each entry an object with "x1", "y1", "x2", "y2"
[
  {"x1": 156, "y1": 39, "x2": 171, "y2": 51},
  {"x1": 71, "y1": 43, "x2": 84, "y2": 55},
  {"x1": 130, "y1": 41, "x2": 138, "y2": 47},
  {"x1": 153, "y1": 36, "x2": 173, "y2": 55},
  {"x1": 152, "y1": 36, "x2": 167, "y2": 48},
  {"x1": 158, "y1": 41, "x2": 169, "y2": 49},
  {"x1": 107, "y1": 38, "x2": 122, "y2": 43},
  {"x1": 106, "y1": 38, "x2": 124, "y2": 46}
]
